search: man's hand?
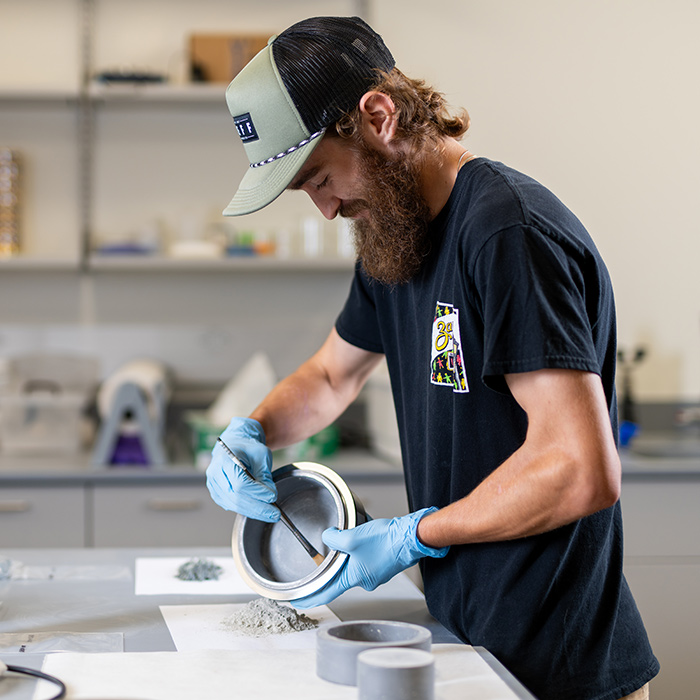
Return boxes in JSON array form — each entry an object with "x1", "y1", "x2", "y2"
[
  {"x1": 292, "y1": 508, "x2": 449, "y2": 608},
  {"x1": 205, "y1": 417, "x2": 279, "y2": 522}
]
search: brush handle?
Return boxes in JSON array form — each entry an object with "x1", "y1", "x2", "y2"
[{"x1": 277, "y1": 509, "x2": 325, "y2": 565}]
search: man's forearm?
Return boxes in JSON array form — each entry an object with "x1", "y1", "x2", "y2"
[
  {"x1": 249, "y1": 358, "x2": 346, "y2": 450},
  {"x1": 417, "y1": 439, "x2": 619, "y2": 547},
  {"x1": 417, "y1": 369, "x2": 621, "y2": 548},
  {"x1": 249, "y1": 328, "x2": 383, "y2": 451}
]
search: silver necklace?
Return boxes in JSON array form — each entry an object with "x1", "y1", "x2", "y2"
[{"x1": 457, "y1": 150, "x2": 473, "y2": 170}]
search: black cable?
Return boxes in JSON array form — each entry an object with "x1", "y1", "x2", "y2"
[{"x1": 3, "y1": 663, "x2": 66, "y2": 699}]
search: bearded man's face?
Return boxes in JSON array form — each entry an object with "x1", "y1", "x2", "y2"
[{"x1": 342, "y1": 136, "x2": 433, "y2": 286}]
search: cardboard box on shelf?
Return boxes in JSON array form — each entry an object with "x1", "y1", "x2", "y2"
[{"x1": 189, "y1": 34, "x2": 269, "y2": 84}]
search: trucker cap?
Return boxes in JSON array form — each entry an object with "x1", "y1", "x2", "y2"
[{"x1": 222, "y1": 16, "x2": 395, "y2": 216}]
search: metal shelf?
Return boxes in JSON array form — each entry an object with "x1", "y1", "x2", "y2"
[
  {"x1": 87, "y1": 254, "x2": 355, "y2": 272},
  {"x1": 0, "y1": 88, "x2": 78, "y2": 104},
  {"x1": 88, "y1": 82, "x2": 225, "y2": 105},
  {"x1": 0, "y1": 255, "x2": 80, "y2": 271},
  {"x1": 1, "y1": 1, "x2": 367, "y2": 273}
]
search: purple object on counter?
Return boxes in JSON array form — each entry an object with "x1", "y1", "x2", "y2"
[{"x1": 111, "y1": 435, "x2": 149, "y2": 465}]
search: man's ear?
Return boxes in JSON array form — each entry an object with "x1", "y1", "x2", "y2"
[{"x1": 358, "y1": 91, "x2": 398, "y2": 153}]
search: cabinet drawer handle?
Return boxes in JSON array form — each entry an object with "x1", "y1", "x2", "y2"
[
  {"x1": 146, "y1": 499, "x2": 202, "y2": 512},
  {"x1": 0, "y1": 500, "x2": 32, "y2": 513}
]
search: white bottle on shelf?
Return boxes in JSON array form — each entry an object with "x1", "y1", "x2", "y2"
[
  {"x1": 301, "y1": 216, "x2": 323, "y2": 258},
  {"x1": 337, "y1": 217, "x2": 354, "y2": 259}
]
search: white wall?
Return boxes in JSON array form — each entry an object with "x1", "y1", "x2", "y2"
[
  {"x1": 0, "y1": 0, "x2": 356, "y2": 386},
  {"x1": 2, "y1": 0, "x2": 699, "y2": 400},
  {"x1": 372, "y1": 0, "x2": 700, "y2": 401}
]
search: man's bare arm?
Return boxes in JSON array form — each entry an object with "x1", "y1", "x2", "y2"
[
  {"x1": 417, "y1": 369, "x2": 621, "y2": 547},
  {"x1": 250, "y1": 328, "x2": 383, "y2": 450}
]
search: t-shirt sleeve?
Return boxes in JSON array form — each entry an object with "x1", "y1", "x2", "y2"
[
  {"x1": 474, "y1": 225, "x2": 600, "y2": 393},
  {"x1": 335, "y1": 265, "x2": 385, "y2": 353}
]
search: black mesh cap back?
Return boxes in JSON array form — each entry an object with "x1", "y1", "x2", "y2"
[{"x1": 272, "y1": 16, "x2": 395, "y2": 133}]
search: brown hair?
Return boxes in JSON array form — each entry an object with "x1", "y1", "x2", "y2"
[{"x1": 334, "y1": 68, "x2": 470, "y2": 153}]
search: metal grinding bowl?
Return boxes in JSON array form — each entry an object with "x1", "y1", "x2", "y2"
[{"x1": 232, "y1": 461, "x2": 369, "y2": 601}]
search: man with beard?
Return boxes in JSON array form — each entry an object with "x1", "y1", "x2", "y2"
[{"x1": 206, "y1": 16, "x2": 658, "y2": 700}]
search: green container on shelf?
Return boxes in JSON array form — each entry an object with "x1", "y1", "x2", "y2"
[
  {"x1": 186, "y1": 411, "x2": 340, "y2": 471},
  {"x1": 186, "y1": 412, "x2": 225, "y2": 471},
  {"x1": 281, "y1": 424, "x2": 340, "y2": 462}
]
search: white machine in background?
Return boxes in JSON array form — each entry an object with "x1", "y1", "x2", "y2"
[
  {"x1": 0, "y1": 353, "x2": 99, "y2": 455},
  {"x1": 92, "y1": 359, "x2": 171, "y2": 467}
]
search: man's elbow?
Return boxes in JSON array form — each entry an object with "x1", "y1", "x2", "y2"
[
  {"x1": 594, "y1": 472, "x2": 621, "y2": 511},
  {"x1": 581, "y1": 453, "x2": 622, "y2": 514}
]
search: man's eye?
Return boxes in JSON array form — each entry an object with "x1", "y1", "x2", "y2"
[{"x1": 315, "y1": 177, "x2": 329, "y2": 190}]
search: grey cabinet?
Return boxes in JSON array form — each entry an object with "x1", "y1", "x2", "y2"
[
  {"x1": 0, "y1": 450, "x2": 408, "y2": 549},
  {"x1": 0, "y1": 485, "x2": 85, "y2": 548},
  {"x1": 622, "y1": 479, "x2": 700, "y2": 556},
  {"x1": 90, "y1": 483, "x2": 235, "y2": 547},
  {"x1": 0, "y1": 478, "x2": 236, "y2": 549},
  {"x1": 621, "y1": 472, "x2": 700, "y2": 700}
]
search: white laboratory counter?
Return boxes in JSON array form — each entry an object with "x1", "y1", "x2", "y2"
[{"x1": 0, "y1": 547, "x2": 536, "y2": 700}]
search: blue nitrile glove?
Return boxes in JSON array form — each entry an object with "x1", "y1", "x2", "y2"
[
  {"x1": 292, "y1": 507, "x2": 448, "y2": 608},
  {"x1": 205, "y1": 417, "x2": 279, "y2": 522}
]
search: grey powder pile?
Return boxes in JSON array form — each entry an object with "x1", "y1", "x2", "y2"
[
  {"x1": 221, "y1": 597, "x2": 319, "y2": 637},
  {"x1": 175, "y1": 558, "x2": 223, "y2": 581}
]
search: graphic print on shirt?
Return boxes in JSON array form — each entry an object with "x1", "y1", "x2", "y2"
[{"x1": 430, "y1": 301, "x2": 469, "y2": 393}]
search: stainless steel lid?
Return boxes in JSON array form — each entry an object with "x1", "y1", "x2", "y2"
[{"x1": 232, "y1": 461, "x2": 368, "y2": 601}]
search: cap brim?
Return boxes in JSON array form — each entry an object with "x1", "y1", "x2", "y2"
[{"x1": 223, "y1": 134, "x2": 323, "y2": 216}]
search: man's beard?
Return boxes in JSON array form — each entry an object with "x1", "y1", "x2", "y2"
[{"x1": 341, "y1": 140, "x2": 433, "y2": 286}]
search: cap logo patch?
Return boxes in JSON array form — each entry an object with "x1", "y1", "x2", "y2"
[{"x1": 234, "y1": 113, "x2": 259, "y2": 143}]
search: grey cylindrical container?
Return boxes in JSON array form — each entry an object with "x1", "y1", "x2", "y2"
[
  {"x1": 316, "y1": 620, "x2": 432, "y2": 686},
  {"x1": 357, "y1": 648, "x2": 435, "y2": 700}
]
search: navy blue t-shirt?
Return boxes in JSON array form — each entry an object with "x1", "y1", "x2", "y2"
[{"x1": 335, "y1": 159, "x2": 658, "y2": 700}]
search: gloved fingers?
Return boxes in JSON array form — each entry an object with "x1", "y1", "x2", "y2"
[
  {"x1": 234, "y1": 496, "x2": 280, "y2": 523},
  {"x1": 229, "y1": 442, "x2": 276, "y2": 490},
  {"x1": 210, "y1": 443, "x2": 277, "y2": 499},
  {"x1": 292, "y1": 553, "x2": 381, "y2": 609},
  {"x1": 205, "y1": 456, "x2": 280, "y2": 522},
  {"x1": 321, "y1": 518, "x2": 387, "y2": 551},
  {"x1": 205, "y1": 475, "x2": 280, "y2": 521},
  {"x1": 291, "y1": 570, "x2": 348, "y2": 609},
  {"x1": 225, "y1": 459, "x2": 278, "y2": 503},
  {"x1": 339, "y1": 557, "x2": 383, "y2": 592},
  {"x1": 206, "y1": 456, "x2": 278, "y2": 504},
  {"x1": 320, "y1": 527, "x2": 349, "y2": 552}
]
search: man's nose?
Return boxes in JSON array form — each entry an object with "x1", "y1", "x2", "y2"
[{"x1": 309, "y1": 191, "x2": 340, "y2": 220}]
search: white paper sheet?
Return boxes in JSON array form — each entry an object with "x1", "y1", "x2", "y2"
[
  {"x1": 134, "y1": 556, "x2": 253, "y2": 595},
  {"x1": 160, "y1": 601, "x2": 339, "y2": 651},
  {"x1": 0, "y1": 631, "x2": 123, "y2": 653},
  {"x1": 36, "y1": 646, "x2": 526, "y2": 700}
]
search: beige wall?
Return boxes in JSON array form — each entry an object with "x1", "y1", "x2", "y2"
[
  {"x1": 2, "y1": 0, "x2": 699, "y2": 401},
  {"x1": 372, "y1": 0, "x2": 700, "y2": 401}
]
